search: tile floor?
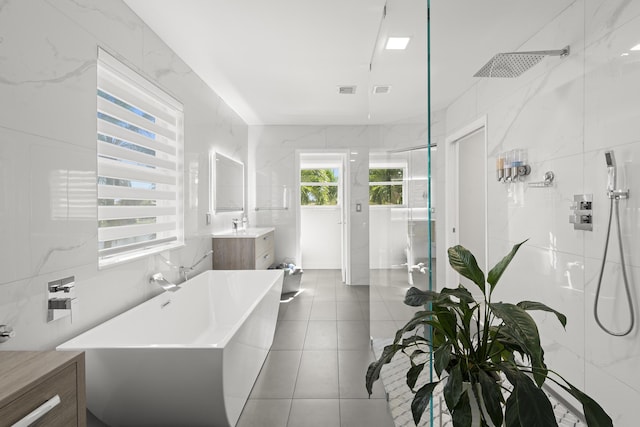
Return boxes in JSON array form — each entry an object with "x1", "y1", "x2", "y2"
[{"x1": 236, "y1": 269, "x2": 396, "y2": 427}]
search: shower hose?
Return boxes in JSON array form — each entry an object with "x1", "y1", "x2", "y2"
[{"x1": 594, "y1": 197, "x2": 635, "y2": 336}]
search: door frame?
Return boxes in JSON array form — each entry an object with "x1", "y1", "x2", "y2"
[
  {"x1": 295, "y1": 149, "x2": 351, "y2": 282},
  {"x1": 444, "y1": 116, "x2": 488, "y2": 286}
]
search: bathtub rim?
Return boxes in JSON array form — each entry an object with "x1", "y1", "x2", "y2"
[{"x1": 57, "y1": 269, "x2": 284, "y2": 351}]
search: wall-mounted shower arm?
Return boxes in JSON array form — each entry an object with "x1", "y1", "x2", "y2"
[{"x1": 501, "y1": 46, "x2": 570, "y2": 57}]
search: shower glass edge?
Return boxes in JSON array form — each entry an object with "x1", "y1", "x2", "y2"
[{"x1": 427, "y1": 1, "x2": 433, "y2": 427}]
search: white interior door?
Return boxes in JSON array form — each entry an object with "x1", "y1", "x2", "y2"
[
  {"x1": 457, "y1": 130, "x2": 486, "y2": 271},
  {"x1": 445, "y1": 119, "x2": 487, "y2": 290},
  {"x1": 299, "y1": 152, "x2": 348, "y2": 275}
]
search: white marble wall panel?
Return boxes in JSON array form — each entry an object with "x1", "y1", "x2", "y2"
[
  {"x1": 585, "y1": 0, "x2": 640, "y2": 47},
  {"x1": 0, "y1": 0, "x2": 97, "y2": 147},
  {"x1": 584, "y1": 17, "x2": 640, "y2": 152},
  {"x1": 445, "y1": 85, "x2": 479, "y2": 135},
  {"x1": 0, "y1": 0, "x2": 248, "y2": 351},
  {"x1": 485, "y1": 72, "x2": 583, "y2": 161},
  {"x1": 585, "y1": 360, "x2": 640, "y2": 427},
  {"x1": 44, "y1": 0, "x2": 145, "y2": 69},
  {"x1": 0, "y1": 127, "x2": 97, "y2": 285},
  {"x1": 349, "y1": 148, "x2": 370, "y2": 285}
]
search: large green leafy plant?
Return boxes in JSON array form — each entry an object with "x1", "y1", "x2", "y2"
[{"x1": 366, "y1": 241, "x2": 612, "y2": 427}]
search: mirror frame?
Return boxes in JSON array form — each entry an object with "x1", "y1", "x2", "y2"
[{"x1": 211, "y1": 152, "x2": 245, "y2": 213}]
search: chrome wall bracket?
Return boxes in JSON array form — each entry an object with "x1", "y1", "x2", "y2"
[{"x1": 570, "y1": 194, "x2": 593, "y2": 231}]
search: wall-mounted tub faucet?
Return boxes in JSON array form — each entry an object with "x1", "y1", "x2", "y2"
[
  {"x1": 150, "y1": 273, "x2": 180, "y2": 292},
  {"x1": 179, "y1": 250, "x2": 214, "y2": 281}
]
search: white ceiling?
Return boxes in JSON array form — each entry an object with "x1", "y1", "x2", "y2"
[{"x1": 123, "y1": 0, "x2": 575, "y2": 126}]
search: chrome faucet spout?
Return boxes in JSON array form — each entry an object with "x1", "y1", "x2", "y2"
[{"x1": 149, "y1": 273, "x2": 180, "y2": 292}]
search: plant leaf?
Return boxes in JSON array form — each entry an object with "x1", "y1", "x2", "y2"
[
  {"x1": 404, "y1": 287, "x2": 441, "y2": 306},
  {"x1": 407, "y1": 363, "x2": 425, "y2": 391},
  {"x1": 411, "y1": 381, "x2": 439, "y2": 425},
  {"x1": 451, "y1": 390, "x2": 473, "y2": 427},
  {"x1": 501, "y1": 365, "x2": 557, "y2": 427},
  {"x1": 435, "y1": 307, "x2": 458, "y2": 341},
  {"x1": 393, "y1": 310, "x2": 435, "y2": 345},
  {"x1": 490, "y1": 302, "x2": 548, "y2": 387},
  {"x1": 366, "y1": 345, "x2": 398, "y2": 395},
  {"x1": 444, "y1": 363, "x2": 464, "y2": 409},
  {"x1": 448, "y1": 245, "x2": 486, "y2": 293},
  {"x1": 477, "y1": 370, "x2": 504, "y2": 427},
  {"x1": 441, "y1": 285, "x2": 477, "y2": 304},
  {"x1": 434, "y1": 343, "x2": 452, "y2": 377},
  {"x1": 546, "y1": 374, "x2": 613, "y2": 427},
  {"x1": 517, "y1": 301, "x2": 567, "y2": 329},
  {"x1": 487, "y1": 240, "x2": 527, "y2": 294},
  {"x1": 504, "y1": 392, "x2": 522, "y2": 427}
]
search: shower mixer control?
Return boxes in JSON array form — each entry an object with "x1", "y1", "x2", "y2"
[{"x1": 569, "y1": 194, "x2": 593, "y2": 231}]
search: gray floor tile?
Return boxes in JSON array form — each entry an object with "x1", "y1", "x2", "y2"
[
  {"x1": 370, "y1": 320, "x2": 400, "y2": 340},
  {"x1": 237, "y1": 399, "x2": 292, "y2": 427},
  {"x1": 304, "y1": 320, "x2": 338, "y2": 349},
  {"x1": 310, "y1": 300, "x2": 337, "y2": 320},
  {"x1": 250, "y1": 350, "x2": 302, "y2": 398},
  {"x1": 287, "y1": 399, "x2": 340, "y2": 427},
  {"x1": 337, "y1": 301, "x2": 366, "y2": 320},
  {"x1": 386, "y1": 301, "x2": 420, "y2": 322},
  {"x1": 338, "y1": 350, "x2": 386, "y2": 399},
  {"x1": 294, "y1": 350, "x2": 339, "y2": 398},
  {"x1": 337, "y1": 320, "x2": 371, "y2": 350},
  {"x1": 339, "y1": 399, "x2": 395, "y2": 427},
  {"x1": 272, "y1": 320, "x2": 309, "y2": 350},
  {"x1": 335, "y1": 285, "x2": 361, "y2": 302},
  {"x1": 369, "y1": 301, "x2": 393, "y2": 320},
  {"x1": 313, "y1": 285, "x2": 337, "y2": 301},
  {"x1": 281, "y1": 299, "x2": 313, "y2": 320}
]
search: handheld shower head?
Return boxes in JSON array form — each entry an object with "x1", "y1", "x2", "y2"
[{"x1": 605, "y1": 150, "x2": 616, "y2": 192}]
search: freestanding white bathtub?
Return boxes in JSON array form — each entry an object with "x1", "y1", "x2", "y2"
[{"x1": 57, "y1": 269, "x2": 284, "y2": 427}]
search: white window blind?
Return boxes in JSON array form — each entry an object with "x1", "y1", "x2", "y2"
[{"x1": 97, "y1": 48, "x2": 184, "y2": 268}]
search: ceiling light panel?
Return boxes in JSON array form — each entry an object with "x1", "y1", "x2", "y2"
[{"x1": 385, "y1": 37, "x2": 410, "y2": 50}]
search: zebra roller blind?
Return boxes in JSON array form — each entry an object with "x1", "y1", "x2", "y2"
[{"x1": 97, "y1": 48, "x2": 184, "y2": 268}]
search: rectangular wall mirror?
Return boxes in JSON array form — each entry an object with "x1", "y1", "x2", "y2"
[{"x1": 212, "y1": 152, "x2": 244, "y2": 212}]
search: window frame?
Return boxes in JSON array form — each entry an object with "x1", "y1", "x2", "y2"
[
  {"x1": 368, "y1": 165, "x2": 407, "y2": 207},
  {"x1": 300, "y1": 167, "x2": 341, "y2": 207},
  {"x1": 96, "y1": 48, "x2": 184, "y2": 269}
]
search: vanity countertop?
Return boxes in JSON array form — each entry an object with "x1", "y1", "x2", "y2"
[{"x1": 212, "y1": 227, "x2": 275, "y2": 239}]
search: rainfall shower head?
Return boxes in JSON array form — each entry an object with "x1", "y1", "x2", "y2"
[{"x1": 474, "y1": 45, "x2": 570, "y2": 78}]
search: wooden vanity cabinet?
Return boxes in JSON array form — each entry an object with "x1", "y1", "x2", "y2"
[
  {"x1": 213, "y1": 230, "x2": 275, "y2": 270},
  {"x1": 0, "y1": 351, "x2": 86, "y2": 427}
]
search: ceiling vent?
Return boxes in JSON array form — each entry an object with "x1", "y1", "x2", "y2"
[
  {"x1": 338, "y1": 85, "x2": 357, "y2": 95},
  {"x1": 373, "y1": 85, "x2": 391, "y2": 94}
]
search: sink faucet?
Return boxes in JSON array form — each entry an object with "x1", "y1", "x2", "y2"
[
  {"x1": 149, "y1": 273, "x2": 180, "y2": 292},
  {"x1": 179, "y1": 249, "x2": 214, "y2": 281},
  {"x1": 232, "y1": 218, "x2": 240, "y2": 231}
]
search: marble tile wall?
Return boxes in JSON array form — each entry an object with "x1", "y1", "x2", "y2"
[
  {"x1": 443, "y1": 0, "x2": 640, "y2": 424},
  {"x1": 0, "y1": 0, "x2": 248, "y2": 350}
]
